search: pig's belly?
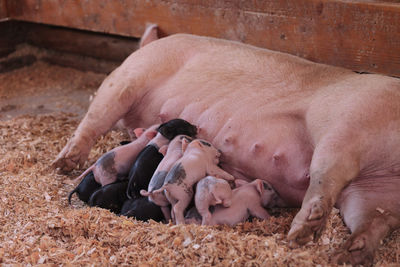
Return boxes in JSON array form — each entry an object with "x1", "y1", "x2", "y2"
[{"x1": 132, "y1": 80, "x2": 314, "y2": 207}]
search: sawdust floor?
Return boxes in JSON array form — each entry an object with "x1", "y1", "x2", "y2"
[{"x1": 0, "y1": 57, "x2": 399, "y2": 266}]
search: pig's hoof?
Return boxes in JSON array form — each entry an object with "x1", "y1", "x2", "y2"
[
  {"x1": 333, "y1": 235, "x2": 374, "y2": 267},
  {"x1": 287, "y1": 198, "x2": 328, "y2": 246},
  {"x1": 201, "y1": 213, "x2": 212, "y2": 226},
  {"x1": 52, "y1": 141, "x2": 88, "y2": 172}
]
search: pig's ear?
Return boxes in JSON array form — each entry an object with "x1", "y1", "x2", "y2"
[
  {"x1": 181, "y1": 138, "x2": 190, "y2": 152},
  {"x1": 254, "y1": 179, "x2": 264, "y2": 196},
  {"x1": 190, "y1": 140, "x2": 203, "y2": 149},
  {"x1": 145, "y1": 130, "x2": 157, "y2": 139},
  {"x1": 159, "y1": 145, "x2": 168, "y2": 156},
  {"x1": 211, "y1": 192, "x2": 222, "y2": 204},
  {"x1": 133, "y1": 128, "x2": 146, "y2": 138}
]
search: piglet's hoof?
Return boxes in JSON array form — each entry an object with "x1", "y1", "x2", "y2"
[
  {"x1": 287, "y1": 199, "x2": 328, "y2": 246},
  {"x1": 333, "y1": 235, "x2": 374, "y2": 267},
  {"x1": 52, "y1": 140, "x2": 89, "y2": 172}
]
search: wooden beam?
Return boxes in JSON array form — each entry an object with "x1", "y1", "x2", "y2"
[
  {"x1": 24, "y1": 23, "x2": 139, "y2": 62},
  {"x1": 0, "y1": 21, "x2": 24, "y2": 57},
  {"x1": 6, "y1": 0, "x2": 400, "y2": 77},
  {"x1": 0, "y1": 21, "x2": 137, "y2": 72}
]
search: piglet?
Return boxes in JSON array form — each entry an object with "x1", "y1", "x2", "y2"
[
  {"x1": 126, "y1": 119, "x2": 197, "y2": 199},
  {"x1": 68, "y1": 171, "x2": 101, "y2": 204},
  {"x1": 120, "y1": 197, "x2": 164, "y2": 222},
  {"x1": 151, "y1": 139, "x2": 234, "y2": 224},
  {"x1": 207, "y1": 179, "x2": 277, "y2": 226},
  {"x1": 195, "y1": 176, "x2": 233, "y2": 225},
  {"x1": 88, "y1": 181, "x2": 128, "y2": 214},
  {"x1": 184, "y1": 206, "x2": 203, "y2": 225},
  {"x1": 140, "y1": 134, "x2": 193, "y2": 221},
  {"x1": 73, "y1": 126, "x2": 158, "y2": 186}
]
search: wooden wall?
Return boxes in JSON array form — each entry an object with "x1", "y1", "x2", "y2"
[
  {"x1": 3, "y1": 0, "x2": 400, "y2": 76},
  {"x1": 0, "y1": 0, "x2": 8, "y2": 20}
]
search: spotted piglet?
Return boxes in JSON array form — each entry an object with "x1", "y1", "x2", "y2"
[
  {"x1": 195, "y1": 176, "x2": 232, "y2": 225},
  {"x1": 207, "y1": 179, "x2": 278, "y2": 226},
  {"x1": 151, "y1": 139, "x2": 234, "y2": 224},
  {"x1": 140, "y1": 134, "x2": 193, "y2": 221},
  {"x1": 72, "y1": 126, "x2": 158, "y2": 187}
]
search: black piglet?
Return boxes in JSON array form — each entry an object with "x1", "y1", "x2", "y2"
[
  {"x1": 126, "y1": 118, "x2": 197, "y2": 199},
  {"x1": 68, "y1": 171, "x2": 101, "y2": 204}
]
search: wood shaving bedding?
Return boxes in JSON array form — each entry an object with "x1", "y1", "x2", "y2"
[
  {"x1": 1, "y1": 113, "x2": 399, "y2": 266},
  {"x1": 0, "y1": 61, "x2": 399, "y2": 266}
]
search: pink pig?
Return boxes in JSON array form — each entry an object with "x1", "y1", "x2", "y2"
[
  {"x1": 73, "y1": 125, "x2": 158, "y2": 186},
  {"x1": 195, "y1": 176, "x2": 233, "y2": 225},
  {"x1": 207, "y1": 179, "x2": 278, "y2": 226},
  {"x1": 152, "y1": 138, "x2": 234, "y2": 224},
  {"x1": 140, "y1": 134, "x2": 193, "y2": 221}
]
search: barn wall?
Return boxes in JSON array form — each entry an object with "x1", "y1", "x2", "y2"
[
  {"x1": 4, "y1": 0, "x2": 400, "y2": 76},
  {"x1": 0, "y1": 0, "x2": 8, "y2": 21},
  {"x1": 0, "y1": 0, "x2": 7, "y2": 20}
]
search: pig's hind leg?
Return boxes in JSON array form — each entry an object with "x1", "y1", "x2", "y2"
[
  {"x1": 165, "y1": 189, "x2": 193, "y2": 225},
  {"x1": 173, "y1": 197, "x2": 192, "y2": 225},
  {"x1": 208, "y1": 165, "x2": 234, "y2": 181},
  {"x1": 288, "y1": 134, "x2": 361, "y2": 246},
  {"x1": 333, "y1": 178, "x2": 400, "y2": 266}
]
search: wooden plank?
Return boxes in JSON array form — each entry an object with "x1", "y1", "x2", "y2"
[
  {"x1": 6, "y1": 0, "x2": 400, "y2": 77},
  {"x1": 0, "y1": 0, "x2": 8, "y2": 20}
]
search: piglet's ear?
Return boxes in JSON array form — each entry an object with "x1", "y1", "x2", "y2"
[
  {"x1": 181, "y1": 138, "x2": 190, "y2": 153},
  {"x1": 145, "y1": 130, "x2": 157, "y2": 139},
  {"x1": 133, "y1": 128, "x2": 146, "y2": 138},
  {"x1": 254, "y1": 179, "x2": 264, "y2": 196},
  {"x1": 159, "y1": 145, "x2": 168, "y2": 156},
  {"x1": 191, "y1": 140, "x2": 203, "y2": 149}
]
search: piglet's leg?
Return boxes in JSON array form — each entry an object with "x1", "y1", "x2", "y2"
[
  {"x1": 197, "y1": 205, "x2": 212, "y2": 226},
  {"x1": 207, "y1": 165, "x2": 234, "y2": 181},
  {"x1": 288, "y1": 139, "x2": 360, "y2": 246},
  {"x1": 161, "y1": 206, "x2": 171, "y2": 222},
  {"x1": 249, "y1": 205, "x2": 270, "y2": 221},
  {"x1": 173, "y1": 196, "x2": 192, "y2": 225}
]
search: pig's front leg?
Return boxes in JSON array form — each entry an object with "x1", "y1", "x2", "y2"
[
  {"x1": 249, "y1": 204, "x2": 270, "y2": 220},
  {"x1": 207, "y1": 165, "x2": 234, "y2": 181},
  {"x1": 287, "y1": 140, "x2": 360, "y2": 246},
  {"x1": 52, "y1": 72, "x2": 141, "y2": 172}
]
